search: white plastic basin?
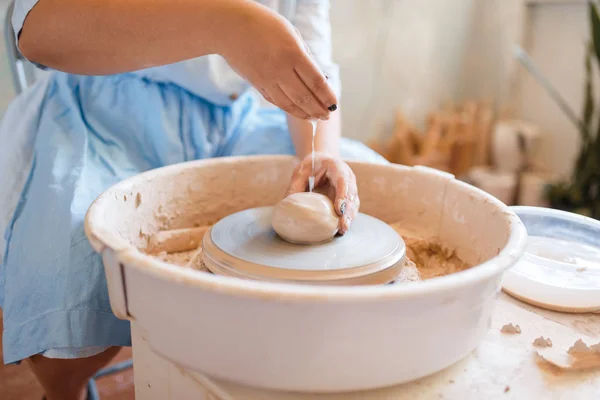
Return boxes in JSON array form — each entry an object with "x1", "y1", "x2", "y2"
[{"x1": 84, "y1": 155, "x2": 527, "y2": 393}]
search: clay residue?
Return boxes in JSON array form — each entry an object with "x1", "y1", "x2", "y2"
[
  {"x1": 568, "y1": 338, "x2": 600, "y2": 354},
  {"x1": 393, "y1": 259, "x2": 421, "y2": 284},
  {"x1": 145, "y1": 221, "x2": 473, "y2": 283},
  {"x1": 154, "y1": 249, "x2": 198, "y2": 267},
  {"x1": 403, "y1": 236, "x2": 471, "y2": 280},
  {"x1": 500, "y1": 323, "x2": 521, "y2": 334},
  {"x1": 533, "y1": 336, "x2": 552, "y2": 348},
  {"x1": 147, "y1": 226, "x2": 209, "y2": 254},
  {"x1": 537, "y1": 338, "x2": 600, "y2": 371}
]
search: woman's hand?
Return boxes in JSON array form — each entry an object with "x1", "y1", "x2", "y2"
[
  {"x1": 220, "y1": 3, "x2": 338, "y2": 120},
  {"x1": 286, "y1": 153, "x2": 359, "y2": 234}
]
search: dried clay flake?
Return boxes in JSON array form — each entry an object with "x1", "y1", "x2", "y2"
[
  {"x1": 500, "y1": 323, "x2": 521, "y2": 334},
  {"x1": 537, "y1": 338, "x2": 600, "y2": 371},
  {"x1": 532, "y1": 336, "x2": 552, "y2": 348},
  {"x1": 568, "y1": 338, "x2": 600, "y2": 354}
]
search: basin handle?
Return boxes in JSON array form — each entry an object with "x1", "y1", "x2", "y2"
[{"x1": 101, "y1": 248, "x2": 132, "y2": 320}]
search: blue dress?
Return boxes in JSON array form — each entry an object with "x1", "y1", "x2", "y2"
[{"x1": 0, "y1": 1, "x2": 385, "y2": 364}]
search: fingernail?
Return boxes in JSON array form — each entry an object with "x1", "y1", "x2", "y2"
[
  {"x1": 328, "y1": 104, "x2": 337, "y2": 112},
  {"x1": 339, "y1": 201, "x2": 346, "y2": 215}
]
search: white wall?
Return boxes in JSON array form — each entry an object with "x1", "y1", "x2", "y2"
[
  {"x1": 459, "y1": 0, "x2": 526, "y2": 111},
  {"x1": 460, "y1": 0, "x2": 590, "y2": 178},
  {"x1": 518, "y1": 1, "x2": 589, "y2": 178},
  {"x1": 331, "y1": 0, "x2": 476, "y2": 140}
]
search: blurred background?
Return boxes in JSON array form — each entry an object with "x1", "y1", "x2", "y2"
[
  {"x1": 0, "y1": 0, "x2": 598, "y2": 398},
  {"x1": 0, "y1": 0, "x2": 597, "y2": 216}
]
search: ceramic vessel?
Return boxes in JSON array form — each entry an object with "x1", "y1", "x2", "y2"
[
  {"x1": 85, "y1": 155, "x2": 527, "y2": 393},
  {"x1": 492, "y1": 119, "x2": 542, "y2": 173},
  {"x1": 467, "y1": 166, "x2": 516, "y2": 205}
]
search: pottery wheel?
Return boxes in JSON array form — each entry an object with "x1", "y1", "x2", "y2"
[{"x1": 202, "y1": 207, "x2": 406, "y2": 285}]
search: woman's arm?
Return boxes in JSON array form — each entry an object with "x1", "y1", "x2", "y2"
[
  {"x1": 287, "y1": 111, "x2": 340, "y2": 159},
  {"x1": 19, "y1": 0, "x2": 251, "y2": 74},
  {"x1": 17, "y1": 0, "x2": 337, "y2": 119}
]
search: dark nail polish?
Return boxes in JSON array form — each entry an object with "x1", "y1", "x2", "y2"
[
  {"x1": 328, "y1": 104, "x2": 337, "y2": 112},
  {"x1": 340, "y1": 201, "x2": 346, "y2": 215}
]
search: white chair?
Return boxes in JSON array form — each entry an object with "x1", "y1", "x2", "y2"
[{"x1": 3, "y1": 2, "x2": 134, "y2": 399}]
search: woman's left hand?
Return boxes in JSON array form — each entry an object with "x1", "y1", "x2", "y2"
[{"x1": 286, "y1": 153, "x2": 359, "y2": 234}]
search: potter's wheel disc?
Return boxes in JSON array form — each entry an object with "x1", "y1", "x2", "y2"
[
  {"x1": 202, "y1": 207, "x2": 405, "y2": 284},
  {"x1": 502, "y1": 207, "x2": 600, "y2": 313}
]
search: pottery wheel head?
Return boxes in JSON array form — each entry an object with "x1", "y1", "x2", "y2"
[{"x1": 203, "y1": 207, "x2": 405, "y2": 283}]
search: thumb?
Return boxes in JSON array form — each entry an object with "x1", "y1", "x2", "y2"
[{"x1": 286, "y1": 168, "x2": 311, "y2": 196}]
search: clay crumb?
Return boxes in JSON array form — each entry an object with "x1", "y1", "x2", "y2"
[
  {"x1": 501, "y1": 323, "x2": 521, "y2": 334},
  {"x1": 448, "y1": 379, "x2": 455, "y2": 384},
  {"x1": 504, "y1": 386, "x2": 510, "y2": 393},
  {"x1": 532, "y1": 336, "x2": 552, "y2": 348},
  {"x1": 135, "y1": 192, "x2": 142, "y2": 208},
  {"x1": 568, "y1": 339, "x2": 591, "y2": 354},
  {"x1": 576, "y1": 267, "x2": 587, "y2": 272}
]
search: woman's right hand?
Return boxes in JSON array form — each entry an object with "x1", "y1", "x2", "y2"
[{"x1": 219, "y1": 3, "x2": 338, "y2": 120}]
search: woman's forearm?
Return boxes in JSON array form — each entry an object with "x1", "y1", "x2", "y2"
[
  {"x1": 287, "y1": 110, "x2": 341, "y2": 160},
  {"x1": 19, "y1": 0, "x2": 258, "y2": 74}
]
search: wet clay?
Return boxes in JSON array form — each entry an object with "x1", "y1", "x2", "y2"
[
  {"x1": 148, "y1": 226, "x2": 210, "y2": 254},
  {"x1": 272, "y1": 192, "x2": 339, "y2": 244},
  {"x1": 401, "y1": 236, "x2": 471, "y2": 280}
]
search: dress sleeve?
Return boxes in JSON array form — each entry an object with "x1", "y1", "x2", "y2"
[
  {"x1": 292, "y1": 0, "x2": 341, "y2": 98},
  {"x1": 11, "y1": 0, "x2": 49, "y2": 69}
]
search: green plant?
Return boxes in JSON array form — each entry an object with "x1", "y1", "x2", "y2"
[{"x1": 545, "y1": 1, "x2": 600, "y2": 219}]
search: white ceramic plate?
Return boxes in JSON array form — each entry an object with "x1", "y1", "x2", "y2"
[{"x1": 503, "y1": 206, "x2": 600, "y2": 313}]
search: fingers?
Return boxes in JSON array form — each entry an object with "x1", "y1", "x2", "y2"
[
  {"x1": 280, "y1": 72, "x2": 331, "y2": 120},
  {"x1": 263, "y1": 85, "x2": 310, "y2": 120},
  {"x1": 295, "y1": 57, "x2": 338, "y2": 113},
  {"x1": 339, "y1": 178, "x2": 359, "y2": 234},
  {"x1": 332, "y1": 174, "x2": 349, "y2": 216},
  {"x1": 285, "y1": 155, "x2": 359, "y2": 235},
  {"x1": 286, "y1": 162, "x2": 312, "y2": 195},
  {"x1": 330, "y1": 164, "x2": 359, "y2": 235}
]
